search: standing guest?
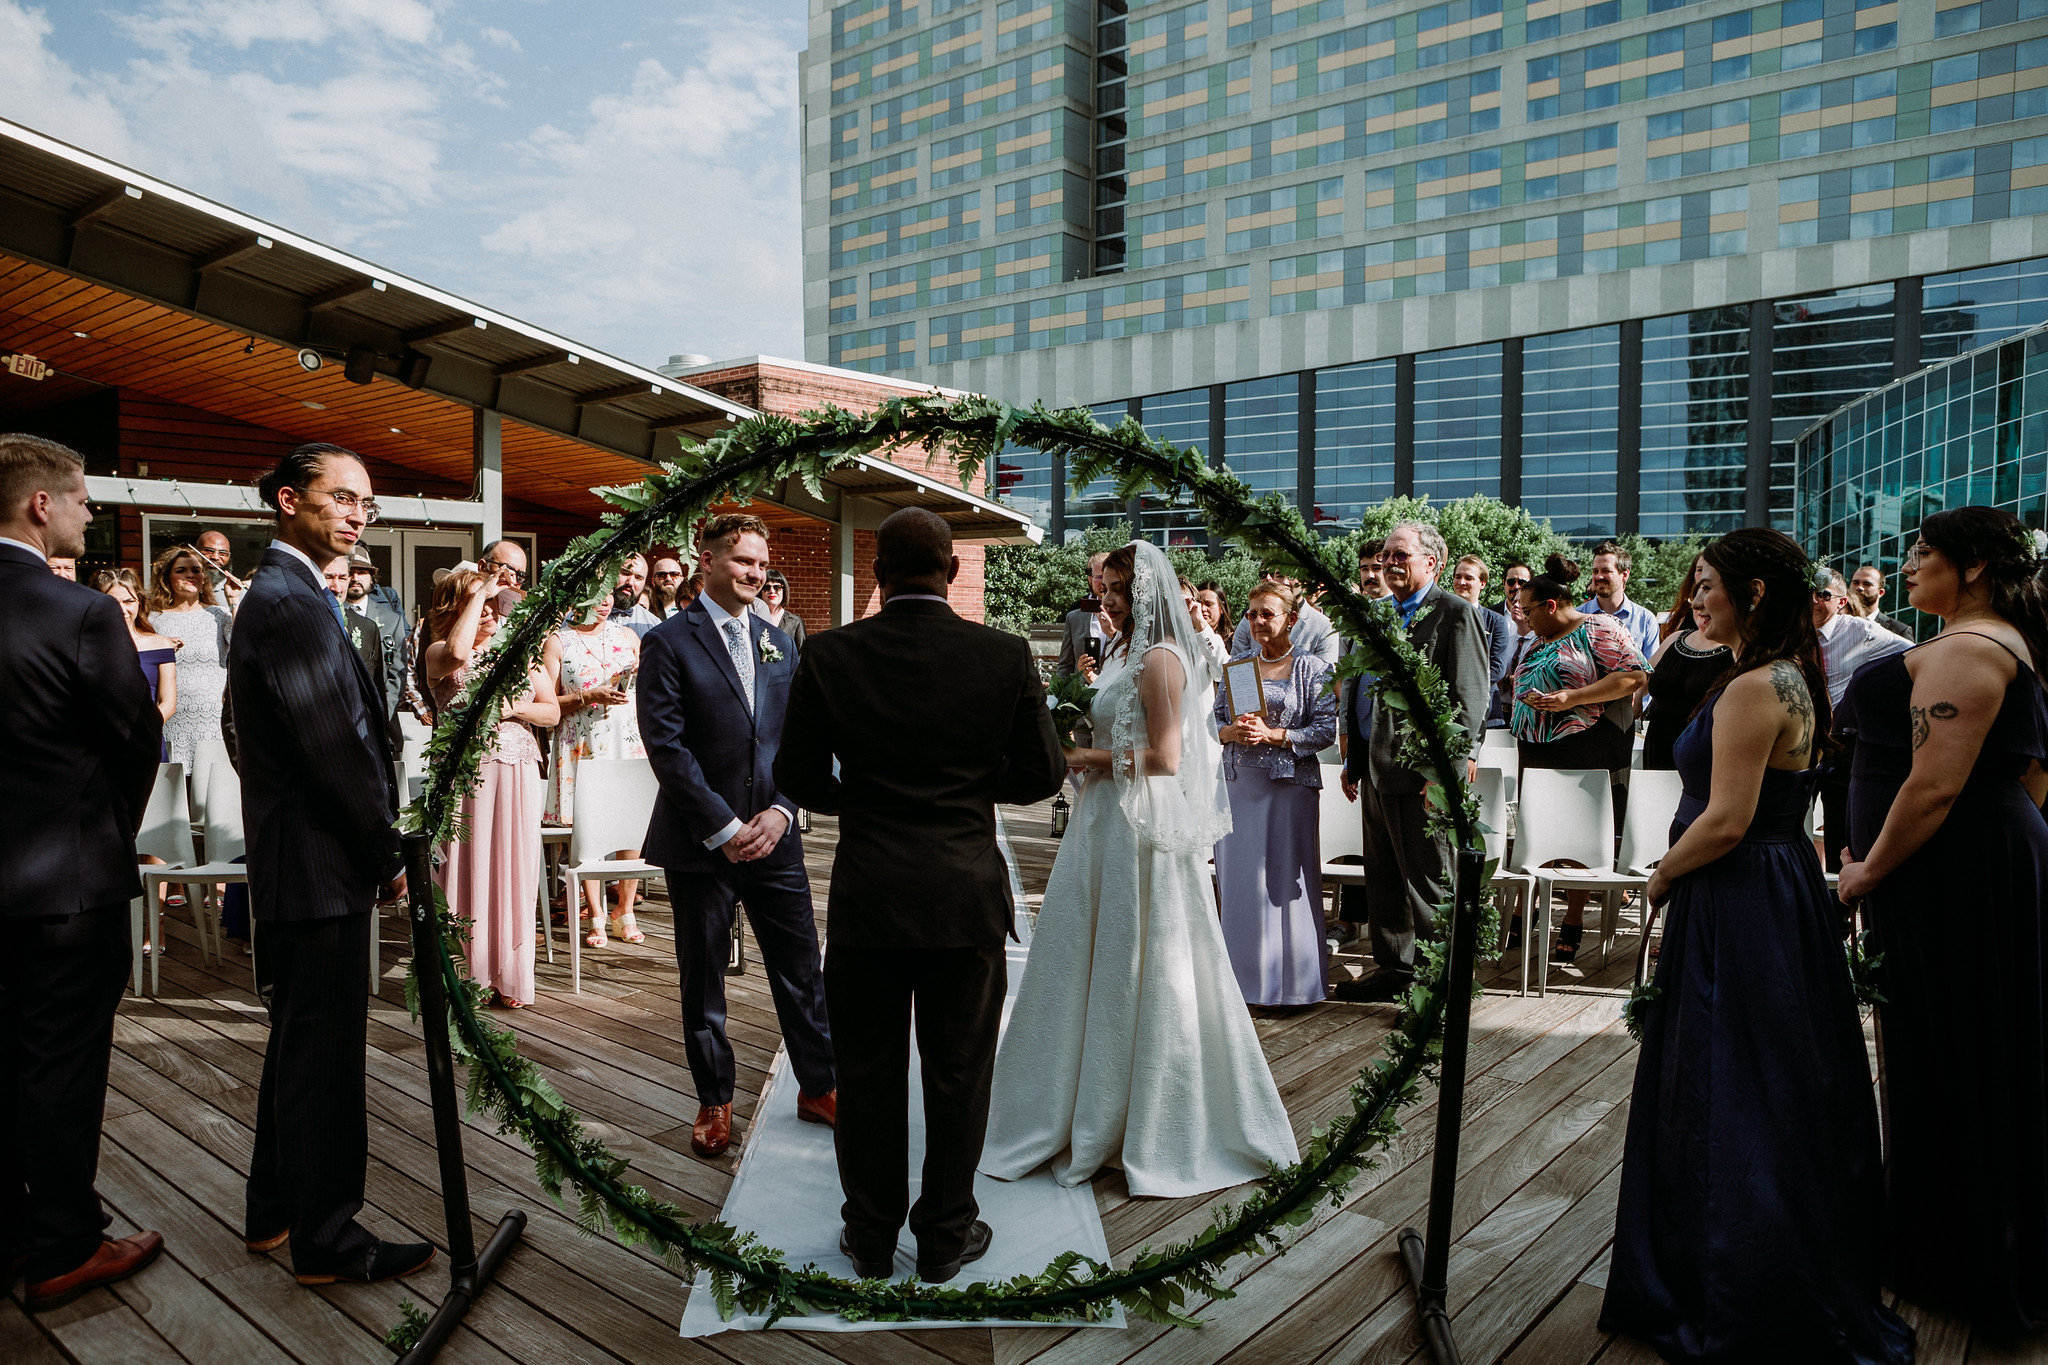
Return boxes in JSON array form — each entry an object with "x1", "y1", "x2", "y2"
[
  {"x1": 227, "y1": 443, "x2": 431, "y2": 1286},
  {"x1": 1231, "y1": 570, "x2": 1342, "y2": 666},
  {"x1": 674, "y1": 568, "x2": 702, "y2": 614},
  {"x1": 47, "y1": 555, "x2": 75, "y2": 579},
  {"x1": 1, "y1": 434, "x2": 166, "y2": 1312},
  {"x1": 1183, "y1": 576, "x2": 1229, "y2": 672},
  {"x1": 1838, "y1": 507, "x2": 2048, "y2": 1335},
  {"x1": 1848, "y1": 562, "x2": 1914, "y2": 639},
  {"x1": 1603, "y1": 529, "x2": 1912, "y2": 1365},
  {"x1": 753, "y1": 568, "x2": 808, "y2": 652},
  {"x1": 478, "y1": 539, "x2": 528, "y2": 593},
  {"x1": 195, "y1": 530, "x2": 246, "y2": 610},
  {"x1": 1338, "y1": 524, "x2": 1491, "y2": 1002},
  {"x1": 96, "y1": 569, "x2": 178, "y2": 736},
  {"x1": 1491, "y1": 562, "x2": 1531, "y2": 618},
  {"x1": 147, "y1": 544, "x2": 232, "y2": 771},
  {"x1": 1213, "y1": 581, "x2": 1337, "y2": 1006},
  {"x1": 425, "y1": 571, "x2": 557, "y2": 1009},
  {"x1": 344, "y1": 549, "x2": 405, "y2": 730},
  {"x1": 1055, "y1": 552, "x2": 1113, "y2": 678},
  {"x1": 1490, "y1": 595, "x2": 1539, "y2": 730},
  {"x1": 778, "y1": 508, "x2": 1064, "y2": 1283},
  {"x1": 1450, "y1": 554, "x2": 1516, "y2": 694},
  {"x1": 1510, "y1": 554, "x2": 1649, "y2": 958},
  {"x1": 1194, "y1": 580, "x2": 1234, "y2": 642},
  {"x1": 615, "y1": 554, "x2": 664, "y2": 637},
  {"x1": 638, "y1": 513, "x2": 836, "y2": 1158},
  {"x1": 1813, "y1": 569, "x2": 1911, "y2": 872},
  {"x1": 543, "y1": 593, "x2": 646, "y2": 947},
  {"x1": 651, "y1": 557, "x2": 687, "y2": 617},
  {"x1": 323, "y1": 558, "x2": 402, "y2": 751},
  {"x1": 1335, "y1": 540, "x2": 1390, "y2": 944},
  {"x1": 1581, "y1": 540, "x2": 1660, "y2": 660},
  {"x1": 1657, "y1": 554, "x2": 1705, "y2": 643},
  {"x1": 1641, "y1": 554, "x2": 1730, "y2": 772}
]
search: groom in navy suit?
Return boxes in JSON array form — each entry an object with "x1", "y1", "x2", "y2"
[{"x1": 638, "y1": 512, "x2": 835, "y2": 1159}]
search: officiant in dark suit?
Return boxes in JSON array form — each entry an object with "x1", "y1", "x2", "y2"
[
  {"x1": 228, "y1": 443, "x2": 431, "y2": 1286},
  {"x1": 638, "y1": 512, "x2": 835, "y2": 1161},
  {"x1": 1, "y1": 434, "x2": 166, "y2": 1311},
  {"x1": 776, "y1": 507, "x2": 1065, "y2": 1284},
  {"x1": 1339, "y1": 521, "x2": 1491, "y2": 1003}
]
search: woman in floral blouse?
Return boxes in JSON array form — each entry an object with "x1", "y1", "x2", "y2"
[
  {"x1": 1510, "y1": 552, "x2": 1651, "y2": 962},
  {"x1": 544, "y1": 597, "x2": 647, "y2": 947}
]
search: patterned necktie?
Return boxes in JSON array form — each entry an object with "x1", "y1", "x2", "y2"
[
  {"x1": 328, "y1": 594, "x2": 348, "y2": 634},
  {"x1": 724, "y1": 617, "x2": 755, "y2": 715}
]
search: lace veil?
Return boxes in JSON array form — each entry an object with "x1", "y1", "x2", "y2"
[{"x1": 1107, "y1": 540, "x2": 1232, "y2": 853}]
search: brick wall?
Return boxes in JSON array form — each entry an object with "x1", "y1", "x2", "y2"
[{"x1": 685, "y1": 361, "x2": 987, "y2": 625}]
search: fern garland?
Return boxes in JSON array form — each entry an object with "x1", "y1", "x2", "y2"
[{"x1": 398, "y1": 393, "x2": 1492, "y2": 1330}]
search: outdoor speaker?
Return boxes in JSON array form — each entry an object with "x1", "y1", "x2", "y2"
[{"x1": 343, "y1": 343, "x2": 376, "y2": 385}]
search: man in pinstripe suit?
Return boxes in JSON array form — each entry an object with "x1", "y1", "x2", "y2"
[{"x1": 227, "y1": 444, "x2": 432, "y2": 1286}]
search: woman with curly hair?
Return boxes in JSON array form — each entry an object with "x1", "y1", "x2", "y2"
[
  {"x1": 1601, "y1": 528, "x2": 1913, "y2": 1364},
  {"x1": 1838, "y1": 506, "x2": 2048, "y2": 1334}
]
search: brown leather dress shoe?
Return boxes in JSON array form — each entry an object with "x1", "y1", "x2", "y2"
[
  {"x1": 796, "y1": 1089, "x2": 837, "y2": 1128},
  {"x1": 691, "y1": 1102, "x2": 733, "y2": 1157},
  {"x1": 245, "y1": 1226, "x2": 290, "y2": 1254},
  {"x1": 25, "y1": 1231, "x2": 164, "y2": 1312}
]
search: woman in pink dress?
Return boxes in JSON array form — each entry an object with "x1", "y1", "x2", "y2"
[{"x1": 424, "y1": 572, "x2": 559, "y2": 1008}]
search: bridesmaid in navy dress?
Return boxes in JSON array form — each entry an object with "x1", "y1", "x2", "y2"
[
  {"x1": 1602, "y1": 529, "x2": 1913, "y2": 1364},
  {"x1": 1837, "y1": 506, "x2": 2048, "y2": 1336},
  {"x1": 95, "y1": 568, "x2": 177, "y2": 758}
]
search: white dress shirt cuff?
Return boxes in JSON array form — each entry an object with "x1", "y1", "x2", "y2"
[{"x1": 703, "y1": 818, "x2": 744, "y2": 851}]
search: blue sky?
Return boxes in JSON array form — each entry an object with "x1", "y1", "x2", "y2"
[{"x1": 0, "y1": 0, "x2": 810, "y2": 367}]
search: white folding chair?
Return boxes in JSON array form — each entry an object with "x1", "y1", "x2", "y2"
[
  {"x1": 1505, "y1": 768, "x2": 1615, "y2": 997},
  {"x1": 186, "y1": 740, "x2": 232, "y2": 825},
  {"x1": 1475, "y1": 766, "x2": 1534, "y2": 958},
  {"x1": 1480, "y1": 727, "x2": 1519, "y2": 804},
  {"x1": 1317, "y1": 762, "x2": 1366, "y2": 885},
  {"x1": 558, "y1": 759, "x2": 665, "y2": 994},
  {"x1": 132, "y1": 764, "x2": 204, "y2": 996},
  {"x1": 159, "y1": 763, "x2": 253, "y2": 989}
]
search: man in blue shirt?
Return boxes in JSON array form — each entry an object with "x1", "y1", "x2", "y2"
[{"x1": 1581, "y1": 540, "x2": 1659, "y2": 660}]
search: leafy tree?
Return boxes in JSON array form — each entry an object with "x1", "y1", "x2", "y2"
[
  {"x1": 985, "y1": 523, "x2": 1268, "y2": 628},
  {"x1": 1323, "y1": 495, "x2": 1573, "y2": 603}
]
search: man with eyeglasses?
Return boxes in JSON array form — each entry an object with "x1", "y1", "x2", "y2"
[
  {"x1": 226, "y1": 442, "x2": 431, "y2": 1289},
  {"x1": 1336, "y1": 522, "x2": 1490, "y2": 1003},
  {"x1": 478, "y1": 539, "x2": 527, "y2": 592},
  {"x1": 1493, "y1": 562, "x2": 1531, "y2": 617},
  {"x1": 651, "y1": 557, "x2": 686, "y2": 617},
  {"x1": 1229, "y1": 569, "x2": 1341, "y2": 666},
  {"x1": 194, "y1": 530, "x2": 246, "y2": 610}
]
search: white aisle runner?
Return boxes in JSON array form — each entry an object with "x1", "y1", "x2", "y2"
[{"x1": 678, "y1": 811, "x2": 1124, "y2": 1336}]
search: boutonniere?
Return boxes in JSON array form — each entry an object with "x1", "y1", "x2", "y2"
[{"x1": 757, "y1": 635, "x2": 783, "y2": 664}]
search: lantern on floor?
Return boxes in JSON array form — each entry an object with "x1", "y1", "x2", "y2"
[{"x1": 1050, "y1": 790, "x2": 1070, "y2": 838}]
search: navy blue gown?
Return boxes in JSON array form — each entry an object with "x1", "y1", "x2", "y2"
[
  {"x1": 1840, "y1": 640, "x2": 2048, "y2": 1335},
  {"x1": 1601, "y1": 693, "x2": 1914, "y2": 1364}
]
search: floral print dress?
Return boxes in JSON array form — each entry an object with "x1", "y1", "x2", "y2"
[{"x1": 544, "y1": 623, "x2": 645, "y2": 826}]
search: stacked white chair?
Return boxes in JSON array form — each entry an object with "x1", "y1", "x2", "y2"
[
  {"x1": 1480, "y1": 727, "x2": 1519, "y2": 804},
  {"x1": 558, "y1": 758, "x2": 665, "y2": 994},
  {"x1": 1474, "y1": 765, "x2": 1535, "y2": 958}
]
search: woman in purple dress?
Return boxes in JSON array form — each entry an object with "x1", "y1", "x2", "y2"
[
  {"x1": 1211, "y1": 580, "x2": 1337, "y2": 1007},
  {"x1": 1602, "y1": 529, "x2": 1912, "y2": 1364}
]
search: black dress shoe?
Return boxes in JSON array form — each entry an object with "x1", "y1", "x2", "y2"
[
  {"x1": 1333, "y1": 972, "x2": 1414, "y2": 1004},
  {"x1": 918, "y1": 1219, "x2": 991, "y2": 1284},
  {"x1": 294, "y1": 1239, "x2": 434, "y2": 1286},
  {"x1": 838, "y1": 1228, "x2": 894, "y2": 1280}
]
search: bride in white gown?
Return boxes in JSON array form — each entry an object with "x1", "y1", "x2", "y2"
[{"x1": 980, "y1": 540, "x2": 1300, "y2": 1198}]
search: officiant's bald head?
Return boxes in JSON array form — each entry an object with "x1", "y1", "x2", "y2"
[{"x1": 874, "y1": 507, "x2": 958, "y2": 599}]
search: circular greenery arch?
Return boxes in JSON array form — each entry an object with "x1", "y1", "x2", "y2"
[{"x1": 402, "y1": 393, "x2": 1490, "y2": 1331}]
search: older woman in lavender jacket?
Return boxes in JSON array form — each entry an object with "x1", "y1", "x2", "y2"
[{"x1": 1212, "y1": 582, "x2": 1339, "y2": 1006}]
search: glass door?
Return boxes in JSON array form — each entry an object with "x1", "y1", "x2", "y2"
[{"x1": 360, "y1": 528, "x2": 475, "y2": 624}]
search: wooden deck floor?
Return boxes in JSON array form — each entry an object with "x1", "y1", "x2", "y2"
[{"x1": 9, "y1": 804, "x2": 2040, "y2": 1365}]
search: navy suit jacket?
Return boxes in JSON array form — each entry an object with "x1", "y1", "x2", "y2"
[
  {"x1": 637, "y1": 600, "x2": 801, "y2": 874},
  {"x1": 1475, "y1": 602, "x2": 1515, "y2": 688},
  {"x1": 0, "y1": 543, "x2": 162, "y2": 917},
  {"x1": 227, "y1": 547, "x2": 399, "y2": 922}
]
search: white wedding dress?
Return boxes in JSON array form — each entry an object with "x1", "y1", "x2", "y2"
[{"x1": 980, "y1": 543, "x2": 1300, "y2": 1199}]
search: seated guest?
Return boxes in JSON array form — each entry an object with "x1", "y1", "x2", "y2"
[
  {"x1": 1212, "y1": 580, "x2": 1337, "y2": 1006},
  {"x1": 542, "y1": 592, "x2": 646, "y2": 947},
  {"x1": 1642, "y1": 552, "x2": 1729, "y2": 772},
  {"x1": 1510, "y1": 554, "x2": 1649, "y2": 960},
  {"x1": 2, "y1": 433, "x2": 166, "y2": 1311},
  {"x1": 753, "y1": 568, "x2": 807, "y2": 651},
  {"x1": 1602, "y1": 529, "x2": 1911, "y2": 1364},
  {"x1": 424, "y1": 570, "x2": 558, "y2": 1008}
]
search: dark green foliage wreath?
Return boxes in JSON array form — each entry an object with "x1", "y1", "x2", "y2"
[{"x1": 399, "y1": 393, "x2": 1493, "y2": 1332}]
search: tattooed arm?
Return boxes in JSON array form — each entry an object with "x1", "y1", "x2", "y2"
[{"x1": 1838, "y1": 634, "x2": 2013, "y2": 902}]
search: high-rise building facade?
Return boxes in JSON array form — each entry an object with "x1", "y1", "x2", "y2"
[{"x1": 801, "y1": 0, "x2": 2048, "y2": 544}]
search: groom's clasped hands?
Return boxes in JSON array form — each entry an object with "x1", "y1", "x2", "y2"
[{"x1": 722, "y1": 805, "x2": 790, "y2": 862}]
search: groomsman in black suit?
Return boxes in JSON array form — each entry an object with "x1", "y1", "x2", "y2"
[
  {"x1": 638, "y1": 512, "x2": 836, "y2": 1160},
  {"x1": 227, "y1": 443, "x2": 431, "y2": 1285},
  {"x1": 0, "y1": 434, "x2": 166, "y2": 1310},
  {"x1": 777, "y1": 508, "x2": 1065, "y2": 1284}
]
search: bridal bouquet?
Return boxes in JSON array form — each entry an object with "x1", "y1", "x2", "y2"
[{"x1": 1047, "y1": 672, "x2": 1097, "y2": 746}]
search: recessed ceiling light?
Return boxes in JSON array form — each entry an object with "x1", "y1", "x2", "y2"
[
  {"x1": 303, "y1": 400, "x2": 326, "y2": 410},
  {"x1": 72, "y1": 331, "x2": 88, "y2": 338},
  {"x1": 389, "y1": 426, "x2": 402, "y2": 434}
]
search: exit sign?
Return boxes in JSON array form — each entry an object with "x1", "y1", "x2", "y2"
[{"x1": 3, "y1": 353, "x2": 50, "y2": 380}]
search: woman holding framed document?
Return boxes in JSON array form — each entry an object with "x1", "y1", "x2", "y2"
[{"x1": 1211, "y1": 580, "x2": 1337, "y2": 1007}]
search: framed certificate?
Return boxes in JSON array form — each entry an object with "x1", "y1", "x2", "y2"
[{"x1": 1223, "y1": 659, "x2": 1264, "y2": 720}]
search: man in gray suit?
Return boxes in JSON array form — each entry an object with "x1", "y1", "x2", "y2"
[
  {"x1": 1338, "y1": 521, "x2": 1491, "y2": 1003},
  {"x1": 1054, "y1": 552, "x2": 1111, "y2": 677}
]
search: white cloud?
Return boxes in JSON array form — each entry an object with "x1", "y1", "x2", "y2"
[{"x1": 0, "y1": 2, "x2": 139, "y2": 159}]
